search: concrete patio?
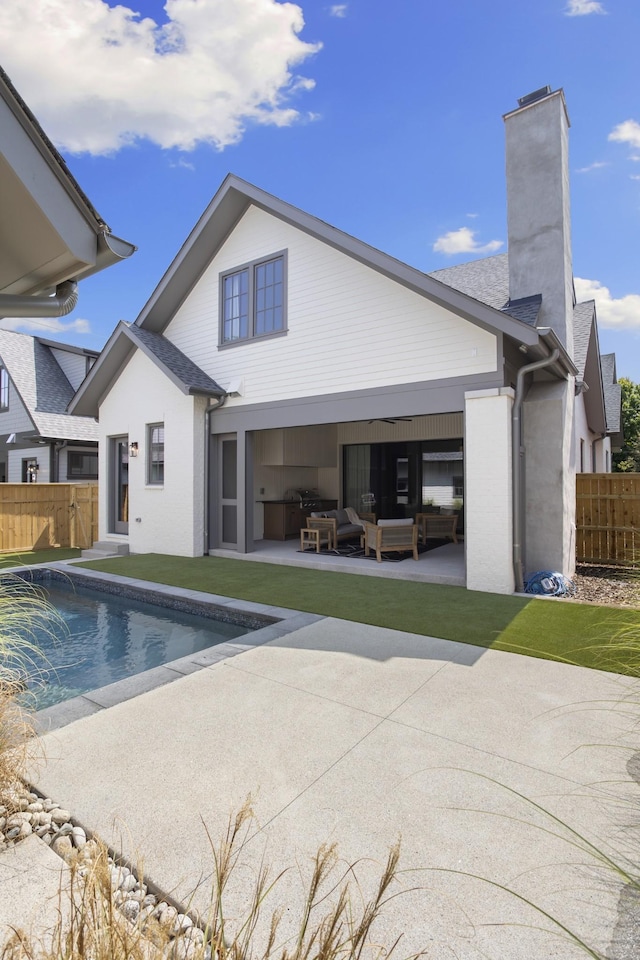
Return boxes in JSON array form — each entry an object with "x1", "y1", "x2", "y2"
[
  {"x1": 21, "y1": 596, "x2": 640, "y2": 960},
  {"x1": 209, "y1": 537, "x2": 466, "y2": 586}
]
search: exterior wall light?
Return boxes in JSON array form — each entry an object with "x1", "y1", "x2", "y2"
[{"x1": 129, "y1": 441, "x2": 139, "y2": 458}]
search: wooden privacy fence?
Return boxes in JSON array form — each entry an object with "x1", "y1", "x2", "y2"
[
  {"x1": 0, "y1": 483, "x2": 98, "y2": 552},
  {"x1": 576, "y1": 473, "x2": 640, "y2": 565}
]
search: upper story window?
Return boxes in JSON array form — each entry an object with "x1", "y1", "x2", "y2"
[
  {"x1": 220, "y1": 252, "x2": 286, "y2": 346},
  {"x1": 147, "y1": 423, "x2": 164, "y2": 485},
  {"x1": 0, "y1": 367, "x2": 8, "y2": 410}
]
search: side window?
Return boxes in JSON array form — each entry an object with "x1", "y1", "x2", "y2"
[
  {"x1": 67, "y1": 451, "x2": 98, "y2": 479},
  {"x1": 147, "y1": 423, "x2": 165, "y2": 485},
  {"x1": 220, "y1": 252, "x2": 286, "y2": 345}
]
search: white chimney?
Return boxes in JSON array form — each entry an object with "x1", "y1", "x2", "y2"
[{"x1": 504, "y1": 87, "x2": 574, "y2": 357}]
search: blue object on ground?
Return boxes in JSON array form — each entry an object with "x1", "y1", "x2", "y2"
[{"x1": 524, "y1": 570, "x2": 576, "y2": 597}]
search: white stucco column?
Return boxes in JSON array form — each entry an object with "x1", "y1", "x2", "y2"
[{"x1": 465, "y1": 387, "x2": 515, "y2": 594}]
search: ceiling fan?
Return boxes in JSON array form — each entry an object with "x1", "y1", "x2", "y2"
[{"x1": 368, "y1": 417, "x2": 413, "y2": 424}]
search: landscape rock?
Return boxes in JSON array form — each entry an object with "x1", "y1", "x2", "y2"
[
  {"x1": 51, "y1": 808, "x2": 71, "y2": 825},
  {"x1": 52, "y1": 835, "x2": 73, "y2": 859}
]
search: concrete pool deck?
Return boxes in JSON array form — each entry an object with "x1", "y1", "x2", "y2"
[{"x1": 20, "y1": 574, "x2": 639, "y2": 959}]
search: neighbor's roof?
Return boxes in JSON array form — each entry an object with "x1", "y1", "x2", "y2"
[
  {"x1": 0, "y1": 329, "x2": 98, "y2": 441},
  {"x1": 572, "y1": 300, "x2": 596, "y2": 381},
  {"x1": 601, "y1": 352, "x2": 622, "y2": 437}
]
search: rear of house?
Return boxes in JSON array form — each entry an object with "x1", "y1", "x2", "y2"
[{"x1": 70, "y1": 87, "x2": 621, "y2": 595}]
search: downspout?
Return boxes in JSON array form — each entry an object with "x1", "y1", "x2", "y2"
[
  {"x1": 0, "y1": 281, "x2": 78, "y2": 317},
  {"x1": 512, "y1": 347, "x2": 560, "y2": 592},
  {"x1": 203, "y1": 395, "x2": 227, "y2": 554}
]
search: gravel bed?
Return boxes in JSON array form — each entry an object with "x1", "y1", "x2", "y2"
[
  {"x1": 571, "y1": 565, "x2": 640, "y2": 607},
  {"x1": 1, "y1": 782, "x2": 209, "y2": 959}
]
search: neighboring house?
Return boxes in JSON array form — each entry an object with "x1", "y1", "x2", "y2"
[
  {"x1": 0, "y1": 66, "x2": 135, "y2": 482},
  {"x1": 70, "y1": 86, "x2": 621, "y2": 594},
  {"x1": 0, "y1": 329, "x2": 99, "y2": 483}
]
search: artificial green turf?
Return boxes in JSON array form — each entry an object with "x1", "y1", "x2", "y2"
[
  {"x1": 75, "y1": 553, "x2": 640, "y2": 676},
  {"x1": 0, "y1": 548, "x2": 82, "y2": 568}
]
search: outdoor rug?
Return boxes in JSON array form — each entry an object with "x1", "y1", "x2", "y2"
[{"x1": 298, "y1": 540, "x2": 449, "y2": 562}]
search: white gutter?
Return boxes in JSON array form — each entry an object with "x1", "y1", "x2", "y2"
[{"x1": 0, "y1": 280, "x2": 78, "y2": 317}]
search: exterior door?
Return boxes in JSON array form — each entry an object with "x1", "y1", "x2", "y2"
[
  {"x1": 219, "y1": 435, "x2": 237, "y2": 548},
  {"x1": 111, "y1": 436, "x2": 129, "y2": 535}
]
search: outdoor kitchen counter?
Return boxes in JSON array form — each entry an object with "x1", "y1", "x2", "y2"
[{"x1": 261, "y1": 500, "x2": 337, "y2": 540}]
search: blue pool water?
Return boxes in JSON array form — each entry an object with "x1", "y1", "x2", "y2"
[{"x1": 23, "y1": 576, "x2": 259, "y2": 710}]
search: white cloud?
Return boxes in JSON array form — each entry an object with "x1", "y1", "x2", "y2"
[
  {"x1": 565, "y1": 0, "x2": 606, "y2": 15},
  {"x1": 170, "y1": 157, "x2": 196, "y2": 172},
  {"x1": 329, "y1": 4, "x2": 348, "y2": 16},
  {"x1": 433, "y1": 227, "x2": 503, "y2": 256},
  {"x1": 0, "y1": 0, "x2": 321, "y2": 155},
  {"x1": 0, "y1": 317, "x2": 91, "y2": 335},
  {"x1": 575, "y1": 278, "x2": 640, "y2": 331},
  {"x1": 576, "y1": 161, "x2": 608, "y2": 173},
  {"x1": 609, "y1": 120, "x2": 640, "y2": 151}
]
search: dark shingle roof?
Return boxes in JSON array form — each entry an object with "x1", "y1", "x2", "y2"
[
  {"x1": 126, "y1": 326, "x2": 225, "y2": 397},
  {"x1": 600, "y1": 352, "x2": 622, "y2": 435},
  {"x1": 0, "y1": 329, "x2": 98, "y2": 441},
  {"x1": 428, "y1": 253, "x2": 542, "y2": 327},
  {"x1": 572, "y1": 300, "x2": 596, "y2": 381},
  {"x1": 429, "y1": 254, "x2": 510, "y2": 309}
]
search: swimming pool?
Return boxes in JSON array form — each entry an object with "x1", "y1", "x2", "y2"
[{"x1": 16, "y1": 569, "x2": 279, "y2": 710}]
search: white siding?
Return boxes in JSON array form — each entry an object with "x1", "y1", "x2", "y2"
[
  {"x1": 574, "y1": 393, "x2": 611, "y2": 472},
  {"x1": 98, "y1": 351, "x2": 203, "y2": 556},
  {"x1": 166, "y1": 206, "x2": 498, "y2": 405},
  {"x1": 50, "y1": 348, "x2": 91, "y2": 391},
  {"x1": 0, "y1": 377, "x2": 34, "y2": 434},
  {"x1": 465, "y1": 388, "x2": 515, "y2": 594},
  {"x1": 7, "y1": 446, "x2": 50, "y2": 483}
]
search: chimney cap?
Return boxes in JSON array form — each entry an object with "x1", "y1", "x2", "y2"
[{"x1": 517, "y1": 86, "x2": 553, "y2": 108}]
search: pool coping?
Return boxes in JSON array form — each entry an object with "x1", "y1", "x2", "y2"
[{"x1": 18, "y1": 563, "x2": 325, "y2": 733}]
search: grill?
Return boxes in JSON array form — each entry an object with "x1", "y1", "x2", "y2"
[{"x1": 289, "y1": 488, "x2": 322, "y2": 511}]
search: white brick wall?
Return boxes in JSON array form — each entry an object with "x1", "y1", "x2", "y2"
[
  {"x1": 98, "y1": 351, "x2": 203, "y2": 556},
  {"x1": 165, "y1": 205, "x2": 498, "y2": 405},
  {"x1": 465, "y1": 388, "x2": 515, "y2": 594}
]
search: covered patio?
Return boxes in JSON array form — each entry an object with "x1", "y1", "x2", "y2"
[{"x1": 209, "y1": 537, "x2": 465, "y2": 586}]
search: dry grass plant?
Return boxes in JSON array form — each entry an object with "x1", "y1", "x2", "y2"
[
  {"x1": 0, "y1": 572, "x2": 64, "y2": 807},
  {"x1": 2, "y1": 801, "x2": 420, "y2": 960}
]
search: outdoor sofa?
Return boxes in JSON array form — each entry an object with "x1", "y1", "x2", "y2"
[{"x1": 306, "y1": 507, "x2": 375, "y2": 549}]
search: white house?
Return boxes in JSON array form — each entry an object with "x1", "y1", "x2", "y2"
[
  {"x1": 0, "y1": 330, "x2": 100, "y2": 483},
  {"x1": 70, "y1": 86, "x2": 621, "y2": 594},
  {"x1": 0, "y1": 66, "x2": 135, "y2": 482}
]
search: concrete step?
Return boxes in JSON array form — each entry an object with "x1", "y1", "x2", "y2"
[{"x1": 81, "y1": 540, "x2": 129, "y2": 560}]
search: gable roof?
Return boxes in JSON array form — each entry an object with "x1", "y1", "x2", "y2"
[
  {"x1": 69, "y1": 322, "x2": 225, "y2": 416},
  {"x1": 71, "y1": 175, "x2": 579, "y2": 417},
  {"x1": 135, "y1": 175, "x2": 550, "y2": 349},
  {"x1": 0, "y1": 329, "x2": 99, "y2": 441}
]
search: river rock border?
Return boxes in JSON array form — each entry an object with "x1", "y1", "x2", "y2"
[{"x1": 1, "y1": 782, "x2": 209, "y2": 960}]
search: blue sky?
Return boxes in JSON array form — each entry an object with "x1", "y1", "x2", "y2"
[{"x1": 2, "y1": 0, "x2": 640, "y2": 380}]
